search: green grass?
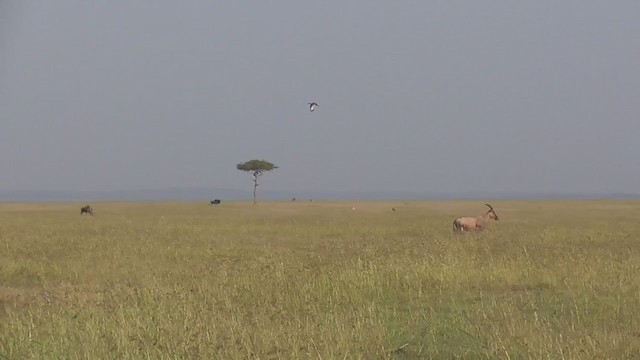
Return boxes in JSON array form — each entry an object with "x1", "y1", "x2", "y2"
[{"x1": 1, "y1": 200, "x2": 639, "y2": 359}]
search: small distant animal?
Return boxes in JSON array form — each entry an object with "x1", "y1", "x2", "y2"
[
  {"x1": 80, "y1": 205, "x2": 94, "y2": 215},
  {"x1": 308, "y1": 102, "x2": 319, "y2": 112},
  {"x1": 291, "y1": 197, "x2": 296, "y2": 202},
  {"x1": 452, "y1": 204, "x2": 499, "y2": 232},
  {"x1": 391, "y1": 208, "x2": 396, "y2": 211},
  {"x1": 210, "y1": 199, "x2": 221, "y2": 206}
]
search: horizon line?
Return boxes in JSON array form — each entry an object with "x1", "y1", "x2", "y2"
[{"x1": 0, "y1": 187, "x2": 638, "y2": 202}]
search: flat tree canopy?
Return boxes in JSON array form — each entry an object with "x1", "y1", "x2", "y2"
[{"x1": 236, "y1": 160, "x2": 278, "y2": 173}]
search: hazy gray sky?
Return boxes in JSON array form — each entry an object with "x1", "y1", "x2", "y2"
[{"x1": 1, "y1": 1, "x2": 639, "y2": 195}]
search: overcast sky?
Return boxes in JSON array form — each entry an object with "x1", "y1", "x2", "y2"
[{"x1": 1, "y1": 1, "x2": 638, "y2": 195}]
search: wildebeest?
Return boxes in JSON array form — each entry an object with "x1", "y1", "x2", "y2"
[
  {"x1": 80, "y1": 205, "x2": 94, "y2": 215},
  {"x1": 452, "y1": 204, "x2": 499, "y2": 232},
  {"x1": 210, "y1": 199, "x2": 221, "y2": 206}
]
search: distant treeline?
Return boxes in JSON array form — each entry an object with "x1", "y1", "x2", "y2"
[{"x1": 0, "y1": 188, "x2": 638, "y2": 202}]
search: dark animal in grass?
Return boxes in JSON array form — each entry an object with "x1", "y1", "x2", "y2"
[{"x1": 80, "y1": 205, "x2": 94, "y2": 215}]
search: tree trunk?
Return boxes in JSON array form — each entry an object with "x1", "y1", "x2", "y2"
[{"x1": 252, "y1": 174, "x2": 258, "y2": 204}]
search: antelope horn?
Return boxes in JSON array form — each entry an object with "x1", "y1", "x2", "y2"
[{"x1": 484, "y1": 203, "x2": 494, "y2": 211}]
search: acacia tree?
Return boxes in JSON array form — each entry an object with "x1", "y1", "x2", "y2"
[{"x1": 236, "y1": 159, "x2": 278, "y2": 204}]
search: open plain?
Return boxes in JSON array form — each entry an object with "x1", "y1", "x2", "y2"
[{"x1": 1, "y1": 200, "x2": 639, "y2": 359}]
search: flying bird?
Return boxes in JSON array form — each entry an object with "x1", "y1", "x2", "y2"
[{"x1": 308, "y1": 102, "x2": 319, "y2": 112}]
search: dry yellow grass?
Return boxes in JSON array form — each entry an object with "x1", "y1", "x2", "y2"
[{"x1": 1, "y1": 200, "x2": 639, "y2": 359}]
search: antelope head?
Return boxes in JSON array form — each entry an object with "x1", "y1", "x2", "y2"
[{"x1": 484, "y1": 203, "x2": 499, "y2": 221}]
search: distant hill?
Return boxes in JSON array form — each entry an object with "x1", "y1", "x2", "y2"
[{"x1": 0, "y1": 188, "x2": 638, "y2": 202}]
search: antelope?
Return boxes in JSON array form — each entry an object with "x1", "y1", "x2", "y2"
[
  {"x1": 452, "y1": 204, "x2": 499, "y2": 232},
  {"x1": 80, "y1": 205, "x2": 94, "y2": 215}
]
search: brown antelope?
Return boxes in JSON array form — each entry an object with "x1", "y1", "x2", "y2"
[{"x1": 452, "y1": 204, "x2": 499, "y2": 232}]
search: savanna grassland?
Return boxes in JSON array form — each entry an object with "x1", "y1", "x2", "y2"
[{"x1": 1, "y1": 200, "x2": 639, "y2": 359}]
